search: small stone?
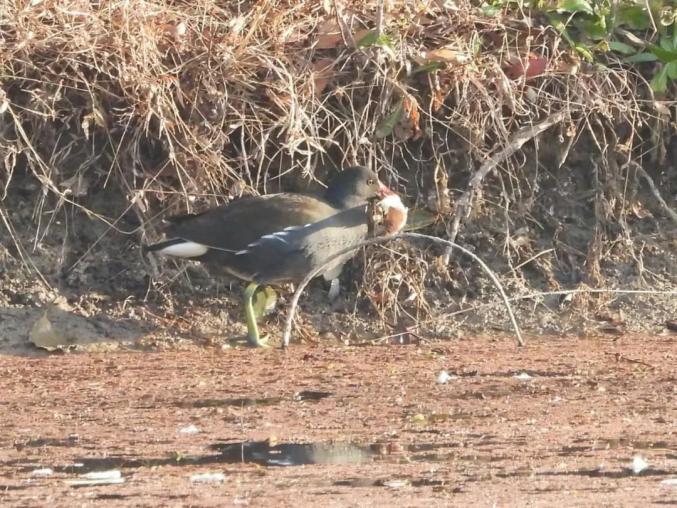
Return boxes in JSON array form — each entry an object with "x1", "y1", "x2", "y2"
[
  {"x1": 179, "y1": 424, "x2": 200, "y2": 434},
  {"x1": 191, "y1": 472, "x2": 226, "y2": 484},
  {"x1": 31, "y1": 468, "x2": 54, "y2": 477},
  {"x1": 631, "y1": 456, "x2": 648, "y2": 474},
  {"x1": 436, "y1": 370, "x2": 452, "y2": 384},
  {"x1": 82, "y1": 470, "x2": 122, "y2": 480},
  {"x1": 382, "y1": 479, "x2": 410, "y2": 489}
]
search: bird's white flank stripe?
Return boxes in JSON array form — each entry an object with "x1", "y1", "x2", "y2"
[
  {"x1": 157, "y1": 241, "x2": 209, "y2": 258},
  {"x1": 261, "y1": 233, "x2": 288, "y2": 244},
  {"x1": 237, "y1": 223, "x2": 315, "y2": 255}
]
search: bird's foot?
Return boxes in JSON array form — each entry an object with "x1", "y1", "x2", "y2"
[
  {"x1": 228, "y1": 333, "x2": 270, "y2": 348},
  {"x1": 247, "y1": 333, "x2": 270, "y2": 348}
]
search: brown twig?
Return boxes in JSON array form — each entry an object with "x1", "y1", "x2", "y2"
[
  {"x1": 627, "y1": 161, "x2": 677, "y2": 226},
  {"x1": 442, "y1": 111, "x2": 568, "y2": 264},
  {"x1": 282, "y1": 233, "x2": 525, "y2": 348}
]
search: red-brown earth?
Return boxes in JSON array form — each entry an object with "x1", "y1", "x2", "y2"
[{"x1": 1, "y1": 334, "x2": 676, "y2": 507}]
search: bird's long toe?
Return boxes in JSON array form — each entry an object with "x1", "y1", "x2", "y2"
[{"x1": 246, "y1": 332, "x2": 270, "y2": 348}]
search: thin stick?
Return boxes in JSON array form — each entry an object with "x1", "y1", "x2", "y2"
[
  {"x1": 282, "y1": 233, "x2": 525, "y2": 348},
  {"x1": 375, "y1": 0, "x2": 384, "y2": 37},
  {"x1": 368, "y1": 286, "x2": 677, "y2": 344},
  {"x1": 440, "y1": 287, "x2": 676, "y2": 320},
  {"x1": 442, "y1": 111, "x2": 568, "y2": 264},
  {"x1": 508, "y1": 248, "x2": 555, "y2": 274},
  {"x1": 513, "y1": 288, "x2": 677, "y2": 299}
]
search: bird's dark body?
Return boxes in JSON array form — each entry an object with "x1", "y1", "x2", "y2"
[
  {"x1": 142, "y1": 165, "x2": 405, "y2": 347},
  {"x1": 144, "y1": 166, "x2": 381, "y2": 286}
]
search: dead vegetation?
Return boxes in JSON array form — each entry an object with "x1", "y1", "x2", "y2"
[{"x1": 0, "y1": 0, "x2": 675, "y2": 340}]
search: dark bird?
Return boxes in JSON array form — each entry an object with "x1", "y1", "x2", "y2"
[{"x1": 144, "y1": 166, "x2": 408, "y2": 346}]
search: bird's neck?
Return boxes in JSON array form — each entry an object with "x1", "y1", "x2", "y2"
[{"x1": 324, "y1": 190, "x2": 364, "y2": 210}]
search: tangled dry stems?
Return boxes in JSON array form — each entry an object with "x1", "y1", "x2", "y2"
[{"x1": 0, "y1": 0, "x2": 673, "y2": 330}]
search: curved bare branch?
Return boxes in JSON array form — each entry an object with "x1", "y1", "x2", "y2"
[{"x1": 282, "y1": 232, "x2": 525, "y2": 348}]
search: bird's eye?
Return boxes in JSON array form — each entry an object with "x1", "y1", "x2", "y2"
[{"x1": 367, "y1": 178, "x2": 375, "y2": 185}]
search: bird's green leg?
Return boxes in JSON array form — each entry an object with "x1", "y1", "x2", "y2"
[
  {"x1": 243, "y1": 282, "x2": 268, "y2": 347},
  {"x1": 263, "y1": 286, "x2": 277, "y2": 312},
  {"x1": 252, "y1": 286, "x2": 278, "y2": 319}
]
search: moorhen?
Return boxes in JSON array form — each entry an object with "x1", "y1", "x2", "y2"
[{"x1": 144, "y1": 166, "x2": 407, "y2": 346}]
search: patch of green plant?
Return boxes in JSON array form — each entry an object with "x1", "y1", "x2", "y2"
[
  {"x1": 481, "y1": 0, "x2": 676, "y2": 91},
  {"x1": 357, "y1": 30, "x2": 395, "y2": 50}
]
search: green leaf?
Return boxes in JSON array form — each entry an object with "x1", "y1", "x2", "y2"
[
  {"x1": 375, "y1": 99, "x2": 404, "y2": 139},
  {"x1": 575, "y1": 43, "x2": 594, "y2": 62},
  {"x1": 547, "y1": 13, "x2": 575, "y2": 46},
  {"x1": 650, "y1": 65, "x2": 669, "y2": 92},
  {"x1": 667, "y1": 61, "x2": 677, "y2": 80},
  {"x1": 624, "y1": 52, "x2": 658, "y2": 63},
  {"x1": 660, "y1": 35, "x2": 675, "y2": 52},
  {"x1": 608, "y1": 41, "x2": 636, "y2": 55},
  {"x1": 556, "y1": 0, "x2": 593, "y2": 16},
  {"x1": 615, "y1": 5, "x2": 651, "y2": 30},
  {"x1": 648, "y1": 43, "x2": 677, "y2": 63},
  {"x1": 377, "y1": 33, "x2": 394, "y2": 48},
  {"x1": 356, "y1": 30, "x2": 394, "y2": 54},
  {"x1": 481, "y1": 3, "x2": 501, "y2": 17},
  {"x1": 356, "y1": 30, "x2": 379, "y2": 48},
  {"x1": 576, "y1": 16, "x2": 607, "y2": 41}
]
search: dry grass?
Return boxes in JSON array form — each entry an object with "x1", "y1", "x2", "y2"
[{"x1": 0, "y1": 0, "x2": 674, "y2": 330}]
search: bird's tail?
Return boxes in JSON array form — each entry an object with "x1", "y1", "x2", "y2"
[{"x1": 142, "y1": 238, "x2": 209, "y2": 258}]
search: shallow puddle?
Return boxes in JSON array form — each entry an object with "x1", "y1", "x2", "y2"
[
  {"x1": 212, "y1": 441, "x2": 375, "y2": 466},
  {"x1": 176, "y1": 390, "x2": 332, "y2": 408}
]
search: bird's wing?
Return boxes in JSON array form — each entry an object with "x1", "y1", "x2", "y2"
[
  {"x1": 163, "y1": 194, "x2": 337, "y2": 251},
  {"x1": 242, "y1": 205, "x2": 370, "y2": 284}
]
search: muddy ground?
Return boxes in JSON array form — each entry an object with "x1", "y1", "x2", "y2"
[
  {"x1": 1, "y1": 334, "x2": 676, "y2": 506},
  {"x1": 0, "y1": 170, "x2": 676, "y2": 506}
]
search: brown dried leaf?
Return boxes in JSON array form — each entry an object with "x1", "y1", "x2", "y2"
[
  {"x1": 312, "y1": 58, "x2": 335, "y2": 97},
  {"x1": 393, "y1": 96, "x2": 421, "y2": 141},
  {"x1": 431, "y1": 85, "x2": 445, "y2": 112},
  {"x1": 315, "y1": 19, "x2": 343, "y2": 49},
  {"x1": 425, "y1": 47, "x2": 470, "y2": 66},
  {"x1": 426, "y1": 165, "x2": 450, "y2": 214},
  {"x1": 504, "y1": 53, "x2": 548, "y2": 80},
  {"x1": 630, "y1": 202, "x2": 653, "y2": 219},
  {"x1": 555, "y1": 53, "x2": 581, "y2": 75}
]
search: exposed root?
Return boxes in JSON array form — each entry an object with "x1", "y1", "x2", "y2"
[{"x1": 442, "y1": 110, "x2": 569, "y2": 264}]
